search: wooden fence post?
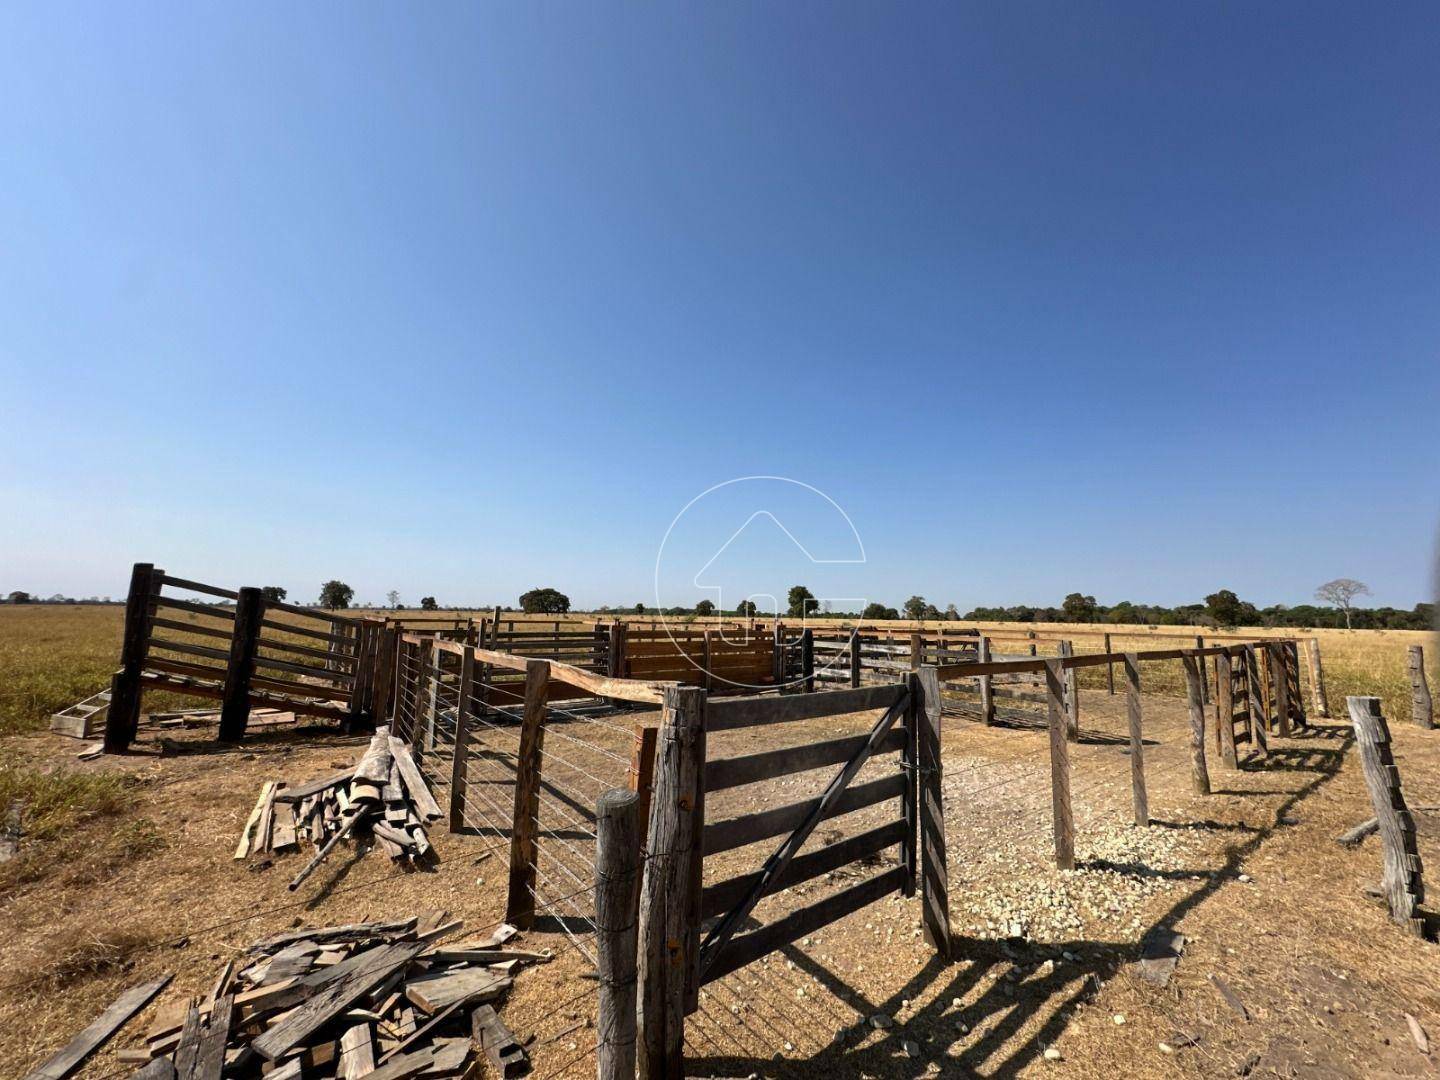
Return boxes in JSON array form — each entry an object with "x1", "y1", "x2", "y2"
[
  {"x1": 1408, "y1": 645, "x2": 1433, "y2": 729},
  {"x1": 801, "y1": 629, "x2": 814, "y2": 693},
  {"x1": 638, "y1": 686, "x2": 705, "y2": 1080},
  {"x1": 1215, "y1": 650, "x2": 1238, "y2": 769},
  {"x1": 1044, "y1": 660, "x2": 1074, "y2": 870},
  {"x1": 596, "y1": 788, "x2": 642, "y2": 1080},
  {"x1": 1182, "y1": 654, "x2": 1211, "y2": 795},
  {"x1": 627, "y1": 725, "x2": 659, "y2": 852},
  {"x1": 1058, "y1": 640, "x2": 1079, "y2": 739},
  {"x1": 849, "y1": 630, "x2": 862, "y2": 688},
  {"x1": 104, "y1": 562, "x2": 156, "y2": 753},
  {"x1": 506, "y1": 659, "x2": 551, "y2": 928},
  {"x1": 1244, "y1": 645, "x2": 1269, "y2": 760},
  {"x1": 915, "y1": 667, "x2": 951, "y2": 958},
  {"x1": 449, "y1": 646, "x2": 475, "y2": 834},
  {"x1": 1195, "y1": 636, "x2": 1210, "y2": 704},
  {"x1": 1269, "y1": 643, "x2": 1291, "y2": 738},
  {"x1": 1285, "y1": 642, "x2": 1307, "y2": 730},
  {"x1": 978, "y1": 636, "x2": 995, "y2": 725},
  {"x1": 1307, "y1": 638, "x2": 1331, "y2": 719},
  {"x1": 1348, "y1": 696, "x2": 1427, "y2": 936},
  {"x1": 1104, "y1": 633, "x2": 1115, "y2": 695},
  {"x1": 219, "y1": 587, "x2": 264, "y2": 743},
  {"x1": 1123, "y1": 654, "x2": 1148, "y2": 826}
]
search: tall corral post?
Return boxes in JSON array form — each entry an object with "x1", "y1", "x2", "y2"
[
  {"x1": 218, "y1": 587, "x2": 265, "y2": 743},
  {"x1": 449, "y1": 645, "x2": 475, "y2": 834},
  {"x1": 506, "y1": 659, "x2": 551, "y2": 928},
  {"x1": 1243, "y1": 645, "x2": 1269, "y2": 760},
  {"x1": 638, "y1": 686, "x2": 705, "y2": 1080},
  {"x1": 596, "y1": 788, "x2": 642, "y2": 1080},
  {"x1": 1195, "y1": 636, "x2": 1210, "y2": 704},
  {"x1": 627, "y1": 725, "x2": 659, "y2": 851},
  {"x1": 1215, "y1": 650, "x2": 1239, "y2": 769},
  {"x1": 1104, "y1": 633, "x2": 1115, "y2": 695},
  {"x1": 1123, "y1": 654, "x2": 1148, "y2": 825},
  {"x1": 1285, "y1": 642, "x2": 1307, "y2": 730},
  {"x1": 1182, "y1": 654, "x2": 1211, "y2": 795},
  {"x1": 1044, "y1": 660, "x2": 1074, "y2": 870},
  {"x1": 104, "y1": 562, "x2": 156, "y2": 753},
  {"x1": 801, "y1": 629, "x2": 815, "y2": 693},
  {"x1": 978, "y1": 636, "x2": 994, "y2": 724},
  {"x1": 1348, "y1": 696, "x2": 1427, "y2": 936},
  {"x1": 1269, "y1": 642, "x2": 1292, "y2": 737},
  {"x1": 1307, "y1": 638, "x2": 1331, "y2": 719},
  {"x1": 849, "y1": 629, "x2": 862, "y2": 688},
  {"x1": 1058, "y1": 640, "x2": 1079, "y2": 739},
  {"x1": 915, "y1": 667, "x2": 951, "y2": 958},
  {"x1": 1407, "y1": 645, "x2": 1433, "y2": 729}
]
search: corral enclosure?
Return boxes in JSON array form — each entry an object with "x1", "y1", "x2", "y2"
[{"x1": 3, "y1": 565, "x2": 1439, "y2": 1079}]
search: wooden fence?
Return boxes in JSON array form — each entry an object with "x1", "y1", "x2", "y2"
[{"x1": 103, "y1": 563, "x2": 385, "y2": 751}]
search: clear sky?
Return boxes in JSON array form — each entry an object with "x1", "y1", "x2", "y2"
[{"x1": 2, "y1": 3, "x2": 1437, "y2": 611}]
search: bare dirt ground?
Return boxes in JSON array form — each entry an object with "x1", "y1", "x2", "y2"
[{"x1": 3, "y1": 684, "x2": 1439, "y2": 1079}]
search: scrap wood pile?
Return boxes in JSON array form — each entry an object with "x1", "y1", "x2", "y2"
[
  {"x1": 234, "y1": 727, "x2": 445, "y2": 890},
  {"x1": 123, "y1": 912, "x2": 541, "y2": 1077}
]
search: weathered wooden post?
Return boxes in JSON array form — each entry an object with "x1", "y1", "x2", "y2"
[
  {"x1": 700, "y1": 630, "x2": 713, "y2": 694},
  {"x1": 978, "y1": 636, "x2": 995, "y2": 725},
  {"x1": 1348, "y1": 696, "x2": 1427, "y2": 936},
  {"x1": 449, "y1": 645, "x2": 475, "y2": 834},
  {"x1": 1182, "y1": 653, "x2": 1211, "y2": 795},
  {"x1": 638, "y1": 686, "x2": 705, "y2": 1080},
  {"x1": 1408, "y1": 645, "x2": 1433, "y2": 729},
  {"x1": 104, "y1": 562, "x2": 156, "y2": 753},
  {"x1": 916, "y1": 666, "x2": 951, "y2": 958},
  {"x1": 1195, "y1": 636, "x2": 1210, "y2": 704},
  {"x1": 849, "y1": 629, "x2": 862, "y2": 688},
  {"x1": 1285, "y1": 641, "x2": 1307, "y2": 730},
  {"x1": 1244, "y1": 645, "x2": 1269, "y2": 760},
  {"x1": 1269, "y1": 642, "x2": 1292, "y2": 737},
  {"x1": 1123, "y1": 654, "x2": 1148, "y2": 825},
  {"x1": 1058, "y1": 640, "x2": 1079, "y2": 739},
  {"x1": 1104, "y1": 633, "x2": 1115, "y2": 695},
  {"x1": 1044, "y1": 660, "x2": 1074, "y2": 870},
  {"x1": 490, "y1": 605, "x2": 502, "y2": 648},
  {"x1": 1215, "y1": 649, "x2": 1238, "y2": 769},
  {"x1": 219, "y1": 587, "x2": 265, "y2": 743},
  {"x1": 627, "y1": 725, "x2": 659, "y2": 851},
  {"x1": 596, "y1": 788, "x2": 642, "y2": 1080},
  {"x1": 801, "y1": 628, "x2": 815, "y2": 693},
  {"x1": 506, "y1": 659, "x2": 551, "y2": 928},
  {"x1": 1307, "y1": 638, "x2": 1331, "y2": 719}
]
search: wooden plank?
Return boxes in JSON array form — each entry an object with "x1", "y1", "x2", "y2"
[
  {"x1": 20, "y1": 974, "x2": 170, "y2": 1080},
  {"x1": 388, "y1": 737, "x2": 443, "y2": 822},
  {"x1": 251, "y1": 941, "x2": 427, "y2": 1060},
  {"x1": 697, "y1": 694, "x2": 908, "y2": 979},
  {"x1": 702, "y1": 866, "x2": 906, "y2": 985},
  {"x1": 704, "y1": 773, "x2": 905, "y2": 854},
  {"x1": 705, "y1": 683, "x2": 906, "y2": 732},
  {"x1": 192, "y1": 994, "x2": 232, "y2": 1080},
  {"x1": 1045, "y1": 661, "x2": 1074, "y2": 871},
  {"x1": 234, "y1": 781, "x2": 276, "y2": 859},
  {"x1": 626, "y1": 724, "x2": 658, "y2": 851},
  {"x1": 1349, "y1": 696, "x2": 1427, "y2": 936},
  {"x1": 701, "y1": 820, "x2": 905, "y2": 919},
  {"x1": 703, "y1": 727, "x2": 907, "y2": 793},
  {"x1": 916, "y1": 667, "x2": 950, "y2": 958},
  {"x1": 1409, "y1": 645, "x2": 1434, "y2": 729},
  {"x1": 339, "y1": 1022, "x2": 375, "y2": 1079},
  {"x1": 506, "y1": 660, "x2": 550, "y2": 928}
]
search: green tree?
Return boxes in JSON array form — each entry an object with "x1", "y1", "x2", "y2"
[
  {"x1": 695, "y1": 599, "x2": 716, "y2": 617},
  {"x1": 261, "y1": 586, "x2": 287, "y2": 603},
  {"x1": 863, "y1": 602, "x2": 899, "y2": 620},
  {"x1": 1204, "y1": 589, "x2": 1258, "y2": 628},
  {"x1": 318, "y1": 580, "x2": 354, "y2": 610},
  {"x1": 420, "y1": 596, "x2": 438, "y2": 610},
  {"x1": 787, "y1": 585, "x2": 816, "y2": 618},
  {"x1": 634, "y1": 602, "x2": 646, "y2": 614},
  {"x1": 735, "y1": 599, "x2": 758, "y2": 617},
  {"x1": 520, "y1": 587, "x2": 571, "y2": 614},
  {"x1": 1061, "y1": 592, "x2": 1099, "y2": 623},
  {"x1": 902, "y1": 595, "x2": 928, "y2": 620},
  {"x1": 6, "y1": 590, "x2": 31, "y2": 604}
]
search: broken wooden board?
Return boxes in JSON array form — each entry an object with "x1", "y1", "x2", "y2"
[{"x1": 20, "y1": 974, "x2": 171, "y2": 1080}]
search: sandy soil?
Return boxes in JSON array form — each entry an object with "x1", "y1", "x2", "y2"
[{"x1": 2, "y1": 683, "x2": 1438, "y2": 1079}]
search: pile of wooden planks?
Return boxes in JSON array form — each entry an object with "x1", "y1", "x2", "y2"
[
  {"x1": 234, "y1": 727, "x2": 445, "y2": 890},
  {"x1": 123, "y1": 912, "x2": 543, "y2": 1077}
]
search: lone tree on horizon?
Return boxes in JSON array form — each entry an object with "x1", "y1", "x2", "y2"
[
  {"x1": 787, "y1": 585, "x2": 817, "y2": 619},
  {"x1": 261, "y1": 586, "x2": 287, "y2": 603},
  {"x1": 420, "y1": 596, "x2": 438, "y2": 610},
  {"x1": 319, "y1": 580, "x2": 354, "y2": 610},
  {"x1": 520, "y1": 587, "x2": 570, "y2": 614},
  {"x1": 1315, "y1": 578, "x2": 1370, "y2": 628},
  {"x1": 386, "y1": 590, "x2": 401, "y2": 609}
]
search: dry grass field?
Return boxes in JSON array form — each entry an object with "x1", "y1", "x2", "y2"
[{"x1": 1, "y1": 605, "x2": 1438, "y2": 1077}]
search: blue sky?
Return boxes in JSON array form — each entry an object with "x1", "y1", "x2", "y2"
[{"x1": 2, "y1": 3, "x2": 1437, "y2": 611}]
